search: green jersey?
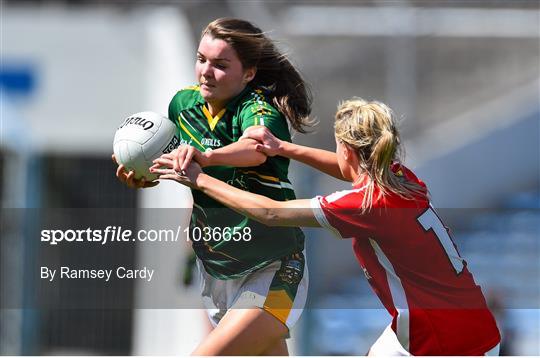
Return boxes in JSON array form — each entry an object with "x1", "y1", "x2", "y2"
[{"x1": 168, "y1": 85, "x2": 305, "y2": 279}]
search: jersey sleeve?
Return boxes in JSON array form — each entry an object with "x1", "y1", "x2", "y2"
[
  {"x1": 168, "y1": 92, "x2": 182, "y2": 126},
  {"x1": 310, "y1": 196, "x2": 346, "y2": 239},
  {"x1": 168, "y1": 86, "x2": 200, "y2": 126},
  {"x1": 310, "y1": 192, "x2": 376, "y2": 240},
  {"x1": 238, "y1": 96, "x2": 291, "y2": 141}
]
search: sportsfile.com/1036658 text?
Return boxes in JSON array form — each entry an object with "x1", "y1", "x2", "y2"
[{"x1": 40, "y1": 226, "x2": 252, "y2": 245}]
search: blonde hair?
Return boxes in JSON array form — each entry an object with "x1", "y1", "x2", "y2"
[{"x1": 334, "y1": 97, "x2": 426, "y2": 211}]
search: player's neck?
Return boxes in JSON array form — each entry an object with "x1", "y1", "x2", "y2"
[
  {"x1": 206, "y1": 86, "x2": 246, "y2": 116},
  {"x1": 206, "y1": 102, "x2": 225, "y2": 116},
  {"x1": 351, "y1": 168, "x2": 366, "y2": 187}
]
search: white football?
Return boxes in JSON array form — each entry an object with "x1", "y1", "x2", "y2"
[{"x1": 113, "y1": 111, "x2": 179, "y2": 181}]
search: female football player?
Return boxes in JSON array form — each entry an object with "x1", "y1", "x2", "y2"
[
  {"x1": 152, "y1": 98, "x2": 501, "y2": 355},
  {"x1": 115, "y1": 18, "x2": 312, "y2": 355}
]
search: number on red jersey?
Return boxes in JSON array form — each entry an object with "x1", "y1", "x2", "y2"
[{"x1": 417, "y1": 207, "x2": 465, "y2": 274}]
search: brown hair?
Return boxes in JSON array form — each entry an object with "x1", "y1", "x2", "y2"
[
  {"x1": 334, "y1": 98, "x2": 426, "y2": 211},
  {"x1": 202, "y1": 18, "x2": 313, "y2": 133}
]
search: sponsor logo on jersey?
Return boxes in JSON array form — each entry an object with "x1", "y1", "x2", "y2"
[
  {"x1": 120, "y1": 116, "x2": 155, "y2": 130},
  {"x1": 201, "y1": 138, "x2": 222, "y2": 147}
]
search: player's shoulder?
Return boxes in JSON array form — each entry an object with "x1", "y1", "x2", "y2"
[
  {"x1": 243, "y1": 86, "x2": 271, "y2": 101},
  {"x1": 170, "y1": 85, "x2": 204, "y2": 109},
  {"x1": 238, "y1": 87, "x2": 281, "y2": 116},
  {"x1": 392, "y1": 163, "x2": 426, "y2": 188},
  {"x1": 322, "y1": 187, "x2": 366, "y2": 208}
]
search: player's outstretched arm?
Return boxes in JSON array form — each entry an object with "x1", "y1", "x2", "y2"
[
  {"x1": 199, "y1": 138, "x2": 267, "y2": 168},
  {"x1": 148, "y1": 139, "x2": 267, "y2": 175},
  {"x1": 150, "y1": 160, "x2": 320, "y2": 228},
  {"x1": 242, "y1": 126, "x2": 347, "y2": 181}
]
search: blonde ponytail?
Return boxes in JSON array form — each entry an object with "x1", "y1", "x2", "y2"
[{"x1": 334, "y1": 98, "x2": 425, "y2": 211}]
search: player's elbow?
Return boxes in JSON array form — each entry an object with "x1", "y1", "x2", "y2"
[
  {"x1": 258, "y1": 208, "x2": 288, "y2": 227},
  {"x1": 250, "y1": 208, "x2": 276, "y2": 227}
]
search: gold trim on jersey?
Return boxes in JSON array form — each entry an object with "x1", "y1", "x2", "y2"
[
  {"x1": 178, "y1": 114, "x2": 205, "y2": 150},
  {"x1": 238, "y1": 170, "x2": 280, "y2": 183},
  {"x1": 202, "y1": 105, "x2": 226, "y2": 131},
  {"x1": 203, "y1": 242, "x2": 242, "y2": 263},
  {"x1": 238, "y1": 169, "x2": 294, "y2": 190},
  {"x1": 184, "y1": 85, "x2": 200, "y2": 91}
]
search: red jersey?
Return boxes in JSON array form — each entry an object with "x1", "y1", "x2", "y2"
[{"x1": 310, "y1": 164, "x2": 500, "y2": 355}]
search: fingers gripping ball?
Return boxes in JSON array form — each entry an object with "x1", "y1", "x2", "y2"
[{"x1": 113, "y1": 112, "x2": 180, "y2": 181}]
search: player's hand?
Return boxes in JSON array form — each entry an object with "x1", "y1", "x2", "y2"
[
  {"x1": 149, "y1": 145, "x2": 208, "y2": 175},
  {"x1": 240, "y1": 126, "x2": 282, "y2": 157},
  {"x1": 150, "y1": 159, "x2": 203, "y2": 189},
  {"x1": 112, "y1": 154, "x2": 159, "y2": 189}
]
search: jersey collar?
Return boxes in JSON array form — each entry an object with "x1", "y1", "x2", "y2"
[{"x1": 196, "y1": 86, "x2": 252, "y2": 131}]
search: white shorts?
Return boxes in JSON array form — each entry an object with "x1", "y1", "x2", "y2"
[
  {"x1": 197, "y1": 253, "x2": 308, "y2": 331},
  {"x1": 369, "y1": 324, "x2": 411, "y2": 356},
  {"x1": 369, "y1": 324, "x2": 501, "y2": 356}
]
